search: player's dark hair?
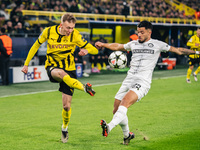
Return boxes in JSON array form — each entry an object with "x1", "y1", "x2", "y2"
[
  {"x1": 61, "y1": 13, "x2": 76, "y2": 23},
  {"x1": 197, "y1": 27, "x2": 200, "y2": 30},
  {"x1": 137, "y1": 21, "x2": 153, "y2": 31}
]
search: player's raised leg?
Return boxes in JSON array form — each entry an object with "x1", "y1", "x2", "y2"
[
  {"x1": 111, "y1": 91, "x2": 138, "y2": 131},
  {"x1": 100, "y1": 105, "x2": 128, "y2": 138},
  {"x1": 51, "y1": 68, "x2": 95, "y2": 96},
  {"x1": 63, "y1": 75, "x2": 96, "y2": 96},
  {"x1": 100, "y1": 119, "x2": 109, "y2": 137},
  {"x1": 84, "y1": 83, "x2": 96, "y2": 96}
]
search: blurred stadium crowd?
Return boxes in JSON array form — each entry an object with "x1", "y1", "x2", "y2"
[{"x1": 0, "y1": 0, "x2": 200, "y2": 35}]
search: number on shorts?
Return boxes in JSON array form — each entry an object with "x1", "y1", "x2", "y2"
[{"x1": 132, "y1": 83, "x2": 141, "y2": 90}]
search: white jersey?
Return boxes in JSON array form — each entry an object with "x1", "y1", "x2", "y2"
[{"x1": 124, "y1": 38, "x2": 170, "y2": 84}]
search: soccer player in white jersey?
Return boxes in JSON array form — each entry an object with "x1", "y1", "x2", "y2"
[{"x1": 95, "y1": 21, "x2": 200, "y2": 145}]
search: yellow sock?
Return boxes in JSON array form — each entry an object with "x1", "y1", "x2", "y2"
[
  {"x1": 97, "y1": 63, "x2": 102, "y2": 70},
  {"x1": 63, "y1": 75, "x2": 84, "y2": 91},
  {"x1": 187, "y1": 68, "x2": 192, "y2": 79},
  {"x1": 194, "y1": 66, "x2": 200, "y2": 75},
  {"x1": 62, "y1": 108, "x2": 72, "y2": 129}
]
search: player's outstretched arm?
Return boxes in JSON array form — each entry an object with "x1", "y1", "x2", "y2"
[
  {"x1": 21, "y1": 27, "x2": 48, "y2": 74},
  {"x1": 21, "y1": 41, "x2": 41, "y2": 74},
  {"x1": 169, "y1": 46, "x2": 200, "y2": 55},
  {"x1": 95, "y1": 41, "x2": 126, "y2": 51},
  {"x1": 83, "y1": 43, "x2": 98, "y2": 55},
  {"x1": 21, "y1": 65, "x2": 28, "y2": 74}
]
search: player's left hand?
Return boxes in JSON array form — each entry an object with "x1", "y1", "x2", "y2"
[{"x1": 78, "y1": 49, "x2": 88, "y2": 56}]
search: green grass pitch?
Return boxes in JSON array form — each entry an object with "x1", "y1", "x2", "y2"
[{"x1": 0, "y1": 68, "x2": 200, "y2": 150}]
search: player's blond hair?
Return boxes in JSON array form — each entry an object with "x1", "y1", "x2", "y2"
[{"x1": 61, "y1": 13, "x2": 76, "y2": 24}]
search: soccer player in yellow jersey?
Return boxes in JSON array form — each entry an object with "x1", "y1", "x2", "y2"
[
  {"x1": 21, "y1": 13, "x2": 98, "y2": 143},
  {"x1": 186, "y1": 27, "x2": 200, "y2": 83}
]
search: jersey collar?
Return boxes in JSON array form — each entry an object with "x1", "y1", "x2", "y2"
[{"x1": 56, "y1": 25, "x2": 63, "y2": 36}]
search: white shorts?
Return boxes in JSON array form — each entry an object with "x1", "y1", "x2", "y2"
[{"x1": 115, "y1": 74, "x2": 150, "y2": 101}]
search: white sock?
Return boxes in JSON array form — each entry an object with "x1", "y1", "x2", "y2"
[
  {"x1": 62, "y1": 125, "x2": 68, "y2": 131},
  {"x1": 119, "y1": 115, "x2": 129, "y2": 138},
  {"x1": 108, "y1": 105, "x2": 127, "y2": 132}
]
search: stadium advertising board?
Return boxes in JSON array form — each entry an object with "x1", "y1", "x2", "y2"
[
  {"x1": 75, "y1": 63, "x2": 83, "y2": 78},
  {"x1": 12, "y1": 66, "x2": 48, "y2": 83},
  {"x1": 11, "y1": 64, "x2": 82, "y2": 84}
]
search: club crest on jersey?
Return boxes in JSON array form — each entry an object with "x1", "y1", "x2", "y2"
[
  {"x1": 81, "y1": 36, "x2": 86, "y2": 42},
  {"x1": 134, "y1": 42, "x2": 139, "y2": 45},
  {"x1": 148, "y1": 43, "x2": 154, "y2": 47}
]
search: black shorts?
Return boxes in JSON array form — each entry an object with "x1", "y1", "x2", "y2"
[
  {"x1": 46, "y1": 66, "x2": 77, "y2": 96},
  {"x1": 188, "y1": 57, "x2": 200, "y2": 66}
]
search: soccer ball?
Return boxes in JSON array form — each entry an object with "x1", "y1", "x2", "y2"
[{"x1": 108, "y1": 51, "x2": 127, "y2": 69}]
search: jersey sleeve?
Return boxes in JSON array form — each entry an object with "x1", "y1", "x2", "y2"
[
  {"x1": 38, "y1": 27, "x2": 48, "y2": 44},
  {"x1": 75, "y1": 31, "x2": 88, "y2": 48},
  {"x1": 83, "y1": 43, "x2": 98, "y2": 55},
  {"x1": 24, "y1": 28, "x2": 48, "y2": 66},
  {"x1": 124, "y1": 41, "x2": 134, "y2": 51},
  {"x1": 75, "y1": 30, "x2": 98, "y2": 55},
  {"x1": 159, "y1": 41, "x2": 171, "y2": 52}
]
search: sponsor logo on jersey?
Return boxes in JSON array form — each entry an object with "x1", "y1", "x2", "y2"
[
  {"x1": 48, "y1": 44, "x2": 70, "y2": 49},
  {"x1": 132, "y1": 49, "x2": 154, "y2": 54}
]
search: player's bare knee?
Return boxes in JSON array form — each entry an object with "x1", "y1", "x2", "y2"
[
  {"x1": 63, "y1": 105, "x2": 70, "y2": 111},
  {"x1": 189, "y1": 66, "x2": 194, "y2": 70},
  {"x1": 59, "y1": 70, "x2": 66, "y2": 77},
  {"x1": 121, "y1": 98, "x2": 132, "y2": 108},
  {"x1": 56, "y1": 70, "x2": 68, "y2": 79}
]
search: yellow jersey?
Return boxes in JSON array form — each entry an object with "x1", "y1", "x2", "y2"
[
  {"x1": 24, "y1": 25, "x2": 98, "y2": 70},
  {"x1": 187, "y1": 34, "x2": 200, "y2": 58}
]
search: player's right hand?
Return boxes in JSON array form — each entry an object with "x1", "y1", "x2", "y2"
[
  {"x1": 95, "y1": 41, "x2": 103, "y2": 49},
  {"x1": 21, "y1": 65, "x2": 28, "y2": 74}
]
